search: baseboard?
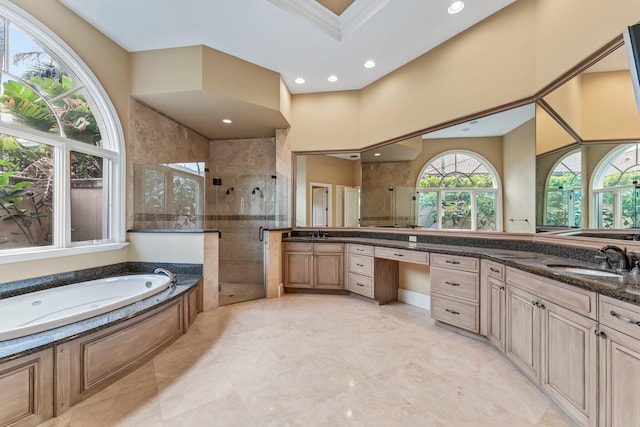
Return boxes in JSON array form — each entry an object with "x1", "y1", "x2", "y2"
[{"x1": 397, "y1": 288, "x2": 430, "y2": 310}]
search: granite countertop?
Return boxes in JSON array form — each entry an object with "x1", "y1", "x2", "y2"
[
  {"x1": 284, "y1": 236, "x2": 640, "y2": 305},
  {"x1": 0, "y1": 275, "x2": 200, "y2": 363}
]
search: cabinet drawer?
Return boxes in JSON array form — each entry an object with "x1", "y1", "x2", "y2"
[
  {"x1": 431, "y1": 253, "x2": 479, "y2": 272},
  {"x1": 314, "y1": 243, "x2": 344, "y2": 253},
  {"x1": 431, "y1": 267, "x2": 479, "y2": 302},
  {"x1": 349, "y1": 244, "x2": 374, "y2": 256},
  {"x1": 374, "y1": 247, "x2": 429, "y2": 265},
  {"x1": 507, "y1": 267, "x2": 596, "y2": 319},
  {"x1": 483, "y1": 260, "x2": 505, "y2": 281},
  {"x1": 431, "y1": 294, "x2": 479, "y2": 333},
  {"x1": 600, "y1": 295, "x2": 640, "y2": 340},
  {"x1": 349, "y1": 254, "x2": 374, "y2": 276},
  {"x1": 348, "y1": 272, "x2": 374, "y2": 298},
  {"x1": 284, "y1": 242, "x2": 313, "y2": 252}
]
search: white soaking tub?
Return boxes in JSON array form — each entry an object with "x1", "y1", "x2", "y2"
[{"x1": 0, "y1": 274, "x2": 171, "y2": 342}]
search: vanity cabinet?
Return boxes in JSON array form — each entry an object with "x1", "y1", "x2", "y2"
[
  {"x1": 481, "y1": 260, "x2": 506, "y2": 352},
  {"x1": 346, "y1": 244, "x2": 399, "y2": 304},
  {"x1": 506, "y1": 268, "x2": 597, "y2": 427},
  {"x1": 284, "y1": 242, "x2": 344, "y2": 290},
  {"x1": 430, "y1": 253, "x2": 480, "y2": 333},
  {"x1": 597, "y1": 295, "x2": 640, "y2": 427}
]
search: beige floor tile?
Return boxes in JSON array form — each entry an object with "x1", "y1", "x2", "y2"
[
  {"x1": 162, "y1": 391, "x2": 256, "y2": 427},
  {"x1": 41, "y1": 294, "x2": 580, "y2": 427}
]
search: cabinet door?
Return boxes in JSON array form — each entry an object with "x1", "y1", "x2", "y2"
[
  {"x1": 284, "y1": 252, "x2": 314, "y2": 288},
  {"x1": 541, "y1": 300, "x2": 597, "y2": 427},
  {"x1": 487, "y1": 276, "x2": 506, "y2": 352},
  {"x1": 315, "y1": 253, "x2": 343, "y2": 289},
  {"x1": 599, "y1": 324, "x2": 640, "y2": 427},
  {"x1": 506, "y1": 284, "x2": 540, "y2": 382}
]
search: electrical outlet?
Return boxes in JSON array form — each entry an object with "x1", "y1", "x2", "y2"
[{"x1": 408, "y1": 235, "x2": 417, "y2": 242}]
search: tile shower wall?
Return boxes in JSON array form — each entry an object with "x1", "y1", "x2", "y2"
[{"x1": 361, "y1": 161, "x2": 416, "y2": 227}]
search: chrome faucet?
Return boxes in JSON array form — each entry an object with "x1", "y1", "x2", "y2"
[
  {"x1": 599, "y1": 245, "x2": 631, "y2": 272},
  {"x1": 154, "y1": 267, "x2": 177, "y2": 288}
]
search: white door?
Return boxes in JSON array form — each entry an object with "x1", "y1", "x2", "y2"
[
  {"x1": 312, "y1": 186, "x2": 328, "y2": 226},
  {"x1": 344, "y1": 186, "x2": 360, "y2": 227}
]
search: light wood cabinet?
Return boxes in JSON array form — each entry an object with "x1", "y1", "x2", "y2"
[
  {"x1": 506, "y1": 268, "x2": 597, "y2": 427},
  {"x1": 346, "y1": 244, "x2": 399, "y2": 304},
  {"x1": 430, "y1": 254, "x2": 480, "y2": 333},
  {"x1": 284, "y1": 242, "x2": 344, "y2": 289},
  {"x1": 487, "y1": 275, "x2": 506, "y2": 352},
  {"x1": 0, "y1": 349, "x2": 54, "y2": 427},
  {"x1": 598, "y1": 295, "x2": 640, "y2": 427}
]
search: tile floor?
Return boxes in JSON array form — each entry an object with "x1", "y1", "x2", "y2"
[{"x1": 40, "y1": 294, "x2": 578, "y2": 426}]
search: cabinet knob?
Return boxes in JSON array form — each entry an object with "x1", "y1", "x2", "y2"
[
  {"x1": 499, "y1": 286, "x2": 505, "y2": 291},
  {"x1": 594, "y1": 330, "x2": 605, "y2": 337}
]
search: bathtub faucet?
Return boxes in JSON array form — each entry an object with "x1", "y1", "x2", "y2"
[{"x1": 154, "y1": 268, "x2": 177, "y2": 288}]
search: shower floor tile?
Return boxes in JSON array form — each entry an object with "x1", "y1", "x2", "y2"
[{"x1": 218, "y1": 282, "x2": 265, "y2": 306}]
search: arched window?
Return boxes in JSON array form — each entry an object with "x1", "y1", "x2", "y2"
[
  {"x1": 544, "y1": 149, "x2": 582, "y2": 227},
  {"x1": 592, "y1": 143, "x2": 640, "y2": 229},
  {"x1": 0, "y1": 2, "x2": 124, "y2": 261},
  {"x1": 416, "y1": 151, "x2": 500, "y2": 231}
]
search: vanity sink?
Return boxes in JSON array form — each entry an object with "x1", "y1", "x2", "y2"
[{"x1": 546, "y1": 264, "x2": 623, "y2": 278}]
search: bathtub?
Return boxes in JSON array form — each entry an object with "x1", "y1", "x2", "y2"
[{"x1": 0, "y1": 274, "x2": 171, "y2": 342}]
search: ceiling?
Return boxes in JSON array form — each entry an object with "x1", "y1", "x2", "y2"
[
  {"x1": 59, "y1": 0, "x2": 516, "y2": 95},
  {"x1": 58, "y1": 0, "x2": 517, "y2": 140}
]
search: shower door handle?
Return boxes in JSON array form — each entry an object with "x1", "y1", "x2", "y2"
[{"x1": 259, "y1": 226, "x2": 264, "y2": 242}]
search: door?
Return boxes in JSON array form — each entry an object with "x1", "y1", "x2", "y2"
[
  {"x1": 506, "y1": 284, "x2": 540, "y2": 382},
  {"x1": 311, "y1": 185, "x2": 329, "y2": 227},
  {"x1": 344, "y1": 186, "x2": 360, "y2": 227},
  {"x1": 541, "y1": 300, "x2": 597, "y2": 426},
  {"x1": 487, "y1": 276, "x2": 506, "y2": 352}
]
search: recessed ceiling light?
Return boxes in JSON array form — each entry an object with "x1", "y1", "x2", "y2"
[
  {"x1": 364, "y1": 60, "x2": 376, "y2": 69},
  {"x1": 295, "y1": 77, "x2": 305, "y2": 84},
  {"x1": 447, "y1": 1, "x2": 465, "y2": 14},
  {"x1": 462, "y1": 127, "x2": 471, "y2": 132},
  {"x1": 328, "y1": 75, "x2": 338, "y2": 82},
  {"x1": 222, "y1": 119, "x2": 232, "y2": 124},
  {"x1": 374, "y1": 153, "x2": 381, "y2": 157},
  {"x1": 469, "y1": 120, "x2": 479, "y2": 124}
]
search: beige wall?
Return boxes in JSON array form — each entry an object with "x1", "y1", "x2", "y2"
[{"x1": 503, "y1": 119, "x2": 536, "y2": 233}]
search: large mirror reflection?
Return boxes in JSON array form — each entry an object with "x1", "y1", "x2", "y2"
[
  {"x1": 295, "y1": 104, "x2": 536, "y2": 231},
  {"x1": 535, "y1": 41, "x2": 640, "y2": 234}
]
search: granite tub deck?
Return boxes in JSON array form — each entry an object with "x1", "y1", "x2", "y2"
[
  {"x1": 284, "y1": 235, "x2": 640, "y2": 305},
  {"x1": 0, "y1": 263, "x2": 202, "y2": 362}
]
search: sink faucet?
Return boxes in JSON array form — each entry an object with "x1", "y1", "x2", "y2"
[
  {"x1": 154, "y1": 267, "x2": 177, "y2": 289},
  {"x1": 599, "y1": 245, "x2": 631, "y2": 272}
]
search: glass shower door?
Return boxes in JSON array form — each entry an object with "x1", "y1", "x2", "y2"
[{"x1": 210, "y1": 165, "x2": 276, "y2": 305}]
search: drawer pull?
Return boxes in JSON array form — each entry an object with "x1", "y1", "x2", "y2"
[
  {"x1": 610, "y1": 310, "x2": 640, "y2": 326},
  {"x1": 445, "y1": 308, "x2": 460, "y2": 315},
  {"x1": 356, "y1": 248, "x2": 364, "y2": 251},
  {"x1": 393, "y1": 253, "x2": 405, "y2": 257},
  {"x1": 490, "y1": 267, "x2": 500, "y2": 273},
  {"x1": 356, "y1": 263, "x2": 364, "y2": 267},
  {"x1": 356, "y1": 283, "x2": 365, "y2": 287},
  {"x1": 445, "y1": 260, "x2": 460, "y2": 265},
  {"x1": 445, "y1": 281, "x2": 460, "y2": 287}
]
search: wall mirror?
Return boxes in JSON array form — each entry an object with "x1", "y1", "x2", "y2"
[
  {"x1": 535, "y1": 39, "x2": 640, "y2": 237},
  {"x1": 294, "y1": 104, "x2": 536, "y2": 230}
]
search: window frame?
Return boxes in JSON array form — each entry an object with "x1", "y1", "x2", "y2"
[
  {"x1": 0, "y1": 1, "x2": 125, "y2": 264},
  {"x1": 543, "y1": 148, "x2": 582, "y2": 228},
  {"x1": 415, "y1": 150, "x2": 502, "y2": 232}
]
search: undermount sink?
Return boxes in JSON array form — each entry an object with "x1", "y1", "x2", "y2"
[{"x1": 546, "y1": 264, "x2": 623, "y2": 278}]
